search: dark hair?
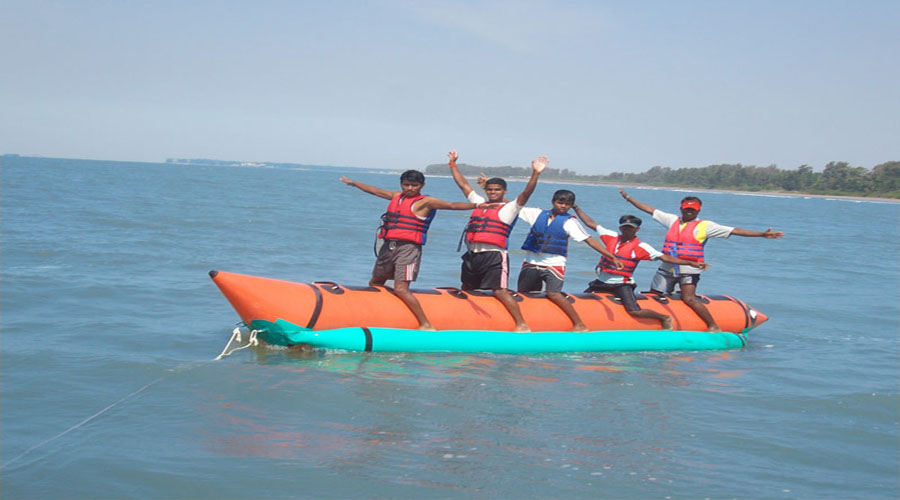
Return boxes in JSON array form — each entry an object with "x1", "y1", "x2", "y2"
[
  {"x1": 400, "y1": 170, "x2": 425, "y2": 184},
  {"x1": 484, "y1": 177, "x2": 507, "y2": 189},
  {"x1": 680, "y1": 196, "x2": 702, "y2": 206},
  {"x1": 552, "y1": 189, "x2": 575, "y2": 203}
]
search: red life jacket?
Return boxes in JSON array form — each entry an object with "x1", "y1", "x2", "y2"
[
  {"x1": 464, "y1": 205, "x2": 515, "y2": 249},
  {"x1": 597, "y1": 235, "x2": 642, "y2": 277},
  {"x1": 661, "y1": 219, "x2": 706, "y2": 262},
  {"x1": 380, "y1": 194, "x2": 434, "y2": 244}
]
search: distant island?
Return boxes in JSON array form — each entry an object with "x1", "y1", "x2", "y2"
[{"x1": 425, "y1": 161, "x2": 900, "y2": 199}]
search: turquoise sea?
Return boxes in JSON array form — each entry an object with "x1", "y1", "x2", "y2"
[{"x1": 2, "y1": 156, "x2": 898, "y2": 499}]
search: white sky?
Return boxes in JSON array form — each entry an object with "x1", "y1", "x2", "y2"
[{"x1": 1, "y1": 0, "x2": 897, "y2": 174}]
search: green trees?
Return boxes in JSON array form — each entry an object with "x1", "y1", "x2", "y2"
[{"x1": 425, "y1": 161, "x2": 900, "y2": 198}]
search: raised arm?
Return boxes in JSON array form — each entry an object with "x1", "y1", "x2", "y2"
[
  {"x1": 618, "y1": 188, "x2": 655, "y2": 215},
  {"x1": 447, "y1": 150, "x2": 475, "y2": 197},
  {"x1": 340, "y1": 176, "x2": 397, "y2": 200},
  {"x1": 659, "y1": 254, "x2": 710, "y2": 270},
  {"x1": 730, "y1": 227, "x2": 785, "y2": 239},
  {"x1": 583, "y1": 237, "x2": 624, "y2": 269},
  {"x1": 571, "y1": 203, "x2": 598, "y2": 231},
  {"x1": 514, "y1": 156, "x2": 548, "y2": 206}
]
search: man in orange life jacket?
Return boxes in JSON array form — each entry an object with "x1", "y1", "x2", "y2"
[
  {"x1": 340, "y1": 170, "x2": 492, "y2": 330},
  {"x1": 619, "y1": 188, "x2": 784, "y2": 332},
  {"x1": 447, "y1": 150, "x2": 547, "y2": 332},
  {"x1": 517, "y1": 190, "x2": 625, "y2": 332},
  {"x1": 573, "y1": 207, "x2": 709, "y2": 329}
]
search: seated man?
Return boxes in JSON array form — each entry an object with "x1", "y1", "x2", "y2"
[{"x1": 573, "y1": 206, "x2": 707, "y2": 330}]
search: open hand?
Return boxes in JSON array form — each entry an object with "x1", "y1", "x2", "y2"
[
  {"x1": 763, "y1": 228, "x2": 785, "y2": 239},
  {"x1": 340, "y1": 176, "x2": 353, "y2": 186},
  {"x1": 476, "y1": 173, "x2": 488, "y2": 189},
  {"x1": 532, "y1": 155, "x2": 548, "y2": 173}
]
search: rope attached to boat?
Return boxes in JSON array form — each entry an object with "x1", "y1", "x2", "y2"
[{"x1": 214, "y1": 324, "x2": 260, "y2": 360}]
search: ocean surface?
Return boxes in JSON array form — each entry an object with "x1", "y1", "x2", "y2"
[{"x1": 2, "y1": 156, "x2": 898, "y2": 499}]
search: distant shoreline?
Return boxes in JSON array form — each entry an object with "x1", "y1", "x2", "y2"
[{"x1": 426, "y1": 173, "x2": 900, "y2": 203}]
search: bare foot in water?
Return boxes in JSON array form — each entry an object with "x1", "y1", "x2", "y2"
[{"x1": 661, "y1": 317, "x2": 674, "y2": 330}]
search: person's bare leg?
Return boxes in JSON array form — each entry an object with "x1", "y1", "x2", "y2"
[
  {"x1": 680, "y1": 283, "x2": 721, "y2": 332},
  {"x1": 393, "y1": 280, "x2": 435, "y2": 330},
  {"x1": 546, "y1": 291, "x2": 588, "y2": 332},
  {"x1": 493, "y1": 288, "x2": 530, "y2": 332},
  {"x1": 628, "y1": 309, "x2": 673, "y2": 330}
]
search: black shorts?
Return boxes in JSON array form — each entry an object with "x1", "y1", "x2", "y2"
[
  {"x1": 517, "y1": 264, "x2": 564, "y2": 294},
  {"x1": 461, "y1": 251, "x2": 510, "y2": 290},
  {"x1": 585, "y1": 279, "x2": 641, "y2": 312}
]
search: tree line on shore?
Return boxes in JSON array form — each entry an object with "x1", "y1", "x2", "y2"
[{"x1": 425, "y1": 161, "x2": 900, "y2": 199}]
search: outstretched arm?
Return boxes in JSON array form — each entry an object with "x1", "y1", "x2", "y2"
[
  {"x1": 659, "y1": 254, "x2": 709, "y2": 270},
  {"x1": 730, "y1": 227, "x2": 785, "y2": 239},
  {"x1": 618, "y1": 188, "x2": 655, "y2": 215},
  {"x1": 340, "y1": 176, "x2": 397, "y2": 200},
  {"x1": 446, "y1": 150, "x2": 474, "y2": 197},
  {"x1": 583, "y1": 237, "x2": 624, "y2": 269},
  {"x1": 571, "y1": 203, "x2": 598, "y2": 231},
  {"x1": 414, "y1": 197, "x2": 496, "y2": 216},
  {"x1": 514, "y1": 156, "x2": 548, "y2": 206}
]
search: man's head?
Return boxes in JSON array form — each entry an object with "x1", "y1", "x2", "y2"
[
  {"x1": 483, "y1": 177, "x2": 508, "y2": 203},
  {"x1": 400, "y1": 170, "x2": 425, "y2": 197},
  {"x1": 618, "y1": 214, "x2": 642, "y2": 240},
  {"x1": 551, "y1": 189, "x2": 576, "y2": 215},
  {"x1": 679, "y1": 196, "x2": 702, "y2": 221}
]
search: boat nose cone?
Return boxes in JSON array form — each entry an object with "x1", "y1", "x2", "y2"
[{"x1": 749, "y1": 308, "x2": 768, "y2": 328}]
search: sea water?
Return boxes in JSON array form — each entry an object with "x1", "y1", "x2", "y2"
[{"x1": 2, "y1": 156, "x2": 898, "y2": 499}]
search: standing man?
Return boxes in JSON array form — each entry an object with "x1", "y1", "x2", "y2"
[
  {"x1": 619, "y1": 188, "x2": 784, "y2": 332},
  {"x1": 340, "y1": 169, "x2": 490, "y2": 330},
  {"x1": 517, "y1": 190, "x2": 624, "y2": 332},
  {"x1": 572, "y1": 206, "x2": 708, "y2": 329},
  {"x1": 447, "y1": 150, "x2": 546, "y2": 332}
]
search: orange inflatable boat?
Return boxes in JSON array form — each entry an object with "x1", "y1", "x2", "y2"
[{"x1": 209, "y1": 270, "x2": 767, "y2": 334}]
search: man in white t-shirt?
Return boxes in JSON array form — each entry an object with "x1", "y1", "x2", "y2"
[
  {"x1": 516, "y1": 189, "x2": 623, "y2": 332},
  {"x1": 447, "y1": 150, "x2": 546, "y2": 332},
  {"x1": 619, "y1": 188, "x2": 784, "y2": 331},
  {"x1": 573, "y1": 206, "x2": 708, "y2": 329}
]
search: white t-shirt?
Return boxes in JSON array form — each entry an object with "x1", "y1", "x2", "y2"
[
  {"x1": 465, "y1": 192, "x2": 524, "y2": 253},
  {"x1": 594, "y1": 224, "x2": 664, "y2": 285},
  {"x1": 518, "y1": 207, "x2": 591, "y2": 266},
  {"x1": 652, "y1": 209, "x2": 734, "y2": 275}
]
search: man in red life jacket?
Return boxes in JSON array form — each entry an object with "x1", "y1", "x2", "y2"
[
  {"x1": 340, "y1": 170, "x2": 492, "y2": 330},
  {"x1": 572, "y1": 207, "x2": 708, "y2": 329},
  {"x1": 447, "y1": 150, "x2": 547, "y2": 332},
  {"x1": 619, "y1": 188, "x2": 784, "y2": 332},
  {"x1": 516, "y1": 190, "x2": 625, "y2": 332}
]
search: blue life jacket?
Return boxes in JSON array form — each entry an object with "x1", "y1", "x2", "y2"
[{"x1": 521, "y1": 210, "x2": 571, "y2": 256}]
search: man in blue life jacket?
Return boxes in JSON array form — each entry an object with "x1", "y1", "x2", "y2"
[
  {"x1": 517, "y1": 190, "x2": 625, "y2": 332},
  {"x1": 340, "y1": 170, "x2": 494, "y2": 330},
  {"x1": 619, "y1": 188, "x2": 784, "y2": 331},
  {"x1": 447, "y1": 150, "x2": 547, "y2": 332}
]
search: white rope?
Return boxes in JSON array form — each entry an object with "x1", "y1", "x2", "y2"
[
  {"x1": 2, "y1": 328, "x2": 262, "y2": 470},
  {"x1": 1, "y1": 377, "x2": 163, "y2": 470},
  {"x1": 213, "y1": 326, "x2": 259, "y2": 360}
]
